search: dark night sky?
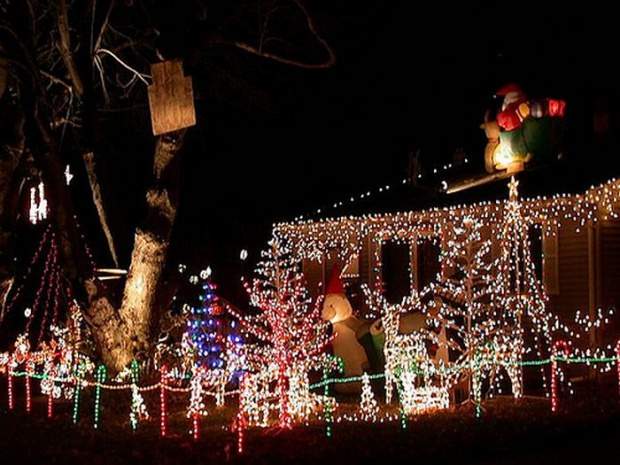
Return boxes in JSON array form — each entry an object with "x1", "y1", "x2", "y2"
[{"x1": 82, "y1": 2, "x2": 620, "y2": 302}]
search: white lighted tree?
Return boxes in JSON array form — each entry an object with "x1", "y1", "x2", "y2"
[
  {"x1": 423, "y1": 216, "x2": 518, "y2": 404},
  {"x1": 491, "y1": 177, "x2": 550, "y2": 396},
  {"x1": 358, "y1": 373, "x2": 379, "y2": 421}
]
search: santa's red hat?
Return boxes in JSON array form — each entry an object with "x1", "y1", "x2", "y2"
[
  {"x1": 495, "y1": 83, "x2": 524, "y2": 97},
  {"x1": 325, "y1": 264, "x2": 344, "y2": 295}
]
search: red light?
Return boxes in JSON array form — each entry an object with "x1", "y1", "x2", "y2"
[{"x1": 548, "y1": 99, "x2": 566, "y2": 117}]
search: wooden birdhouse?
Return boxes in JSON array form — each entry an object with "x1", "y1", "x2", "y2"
[{"x1": 147, "y1": 60, "x2": 196, "y2": 136}]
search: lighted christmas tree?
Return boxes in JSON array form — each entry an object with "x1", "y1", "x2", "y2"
[
  {"x1": 238, "y1": 238, "x2": 332, "y2": 428},
  {"x1": 184, "y1": 273, "x2": 227, "y2": 369},
  {"x1": 492, "y1": 177, "x2": 549, "y2": 397},
  {"x1": 180, "y1": 268, "x2": 245, "y2": 409},
  {"x1": 358, "y1": 372, "x2": 379, "y2": 421},
  {"x1": 496, "y1": 178, "x2": 547, "y2": 318}
]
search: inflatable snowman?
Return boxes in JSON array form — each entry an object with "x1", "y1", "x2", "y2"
[{"x1": 321, "y1": 265, "x2": 369, "y2": 393}]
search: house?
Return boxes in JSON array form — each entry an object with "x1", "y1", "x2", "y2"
[{"x1": 273, "y1": 167, "x2": 620, "y2": 351}]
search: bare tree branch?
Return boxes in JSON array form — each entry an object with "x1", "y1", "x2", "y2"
[
  {"x1": 40, "y1": 69, "x2": 72, "y2": 92},
  {"x1": 56, "y1": 0, "x2": 84, "y2": 96},
  {"x1": 96, "y1": 47, "x2": 150, "y2": 85},
  {"x1": 258, "y1": 5, "x2": 283, "y2": 53},
  {"x1": 93, "y1": 0, "x2": 115, "y2": 53},
  {"x1": 83, "y1": 152, "x2": 119, "y2": 267},
  {"x1": 211, "y1": 0, "x2": 336, "y2": 69}
]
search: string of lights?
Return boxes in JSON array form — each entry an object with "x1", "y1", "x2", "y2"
[
  {"x1": 276, "y1": 177, "x2": 620, "y2": 266},
  {"x1": 292, "y1": 158, "x2": 471, "y2": 222}
]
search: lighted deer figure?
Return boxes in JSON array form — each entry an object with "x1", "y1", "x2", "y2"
[{"x1": 363, "y1": 286, "x2": 429, "y2": 404}]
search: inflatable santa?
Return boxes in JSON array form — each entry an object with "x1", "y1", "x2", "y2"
[
  {"x1": 483, "y1": 83, "x2": 566, "y2": 172},
  {"x1": 321, "y1": 265, "x2": 369, "y2": 393}
]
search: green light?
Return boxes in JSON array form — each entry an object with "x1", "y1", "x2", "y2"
[
  {"x1": 94, "y1": 365, "x2": 106, "y2": 429},
  {"x1": 72, "y1": 360, "x2": 85, "y2": 425}
]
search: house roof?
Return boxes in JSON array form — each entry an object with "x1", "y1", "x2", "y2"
[{"x1": 277, "y1": 157, "x2": 620, "y2": 229}]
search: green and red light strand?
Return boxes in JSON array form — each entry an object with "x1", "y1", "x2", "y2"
[{"x1": 551, "y1": 340, "x2": 570, "y2": 413}]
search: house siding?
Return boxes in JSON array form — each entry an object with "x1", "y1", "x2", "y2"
[
  {"x1": 548, "y1": 224, "x2": 589, "y2": 321},
  {"x1": 599, "y1": 220, "x2": 620, "y2": 343}
]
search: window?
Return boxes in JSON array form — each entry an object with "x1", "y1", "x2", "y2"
[
  {"x1": 302, "y1": 259, "x2": 323, "y2": 298},
  {"x1": 381, "y1": 240, "x2": 411, "y2": 304},
  {"x1": 416, "y1": 238, "x2": 441, "y2": 290}
]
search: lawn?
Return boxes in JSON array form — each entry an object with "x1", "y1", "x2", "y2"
[{"x1": 0, "y1": 378, "x2": 619, "y2": 465}]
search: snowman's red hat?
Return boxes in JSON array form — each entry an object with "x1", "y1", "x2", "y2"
[
  {"x1": 495, "y1": 83, "x2": 524, "y2": 97},
  {"x1": 325, "y1": 264, "x2": 344, "y2": 295}
]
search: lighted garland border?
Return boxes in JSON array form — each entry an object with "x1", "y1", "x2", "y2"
[
  {"x1": 3, "y1": 355, "x2": 618, "y2": 402},
  {"x1": 2, "y1": 343, "x2": 619, "y2": 432}
]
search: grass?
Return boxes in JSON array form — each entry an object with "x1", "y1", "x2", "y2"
[{"x1": 0, "y1": 376, "x2": 619, "y2": 465}]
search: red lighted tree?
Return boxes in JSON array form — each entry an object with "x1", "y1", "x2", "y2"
[{"x1": 237, "y1": 238, "x2": 331, "y2": 428}]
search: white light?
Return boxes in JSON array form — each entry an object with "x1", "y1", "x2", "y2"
[
  {"x1": 65, "y1": 165, "x2": 74, "y2": 185},
  {"x1": 200, "y1": 267, "x2": 212, "y2": 279},
  {"x1": 240, "y1": 249, "x2": 248, "y2": 261},
  {"x1": 29, "y1": 182, "x2": 48, "y2": 225}
]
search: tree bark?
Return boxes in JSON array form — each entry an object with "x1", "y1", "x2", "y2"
[
  {"x1": 117, "y1": 129, "x2": 186, "y2": 361},
  {"x1": 83, "y1": 151, "x2": 119, "y2": 267},
  {"x1": 83, "y1": 279, "x2": 132, "y2": 369}
]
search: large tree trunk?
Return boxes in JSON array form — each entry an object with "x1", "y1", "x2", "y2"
[
  {"x1": 83, "y1": 129, "x2": 186, "y2": 372},
  {"x1": 83, "y1": 279, "x2": 133, "y2": 370},
  {"x1": 0, "y1": 106, "x2": 25, "y2": 318},
  {"x1": 35, "y1": 110, "x2": 183, "y2": 372},
  {"x1": 119, "y1": 129, "x2": 186, "y2": 356}
]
